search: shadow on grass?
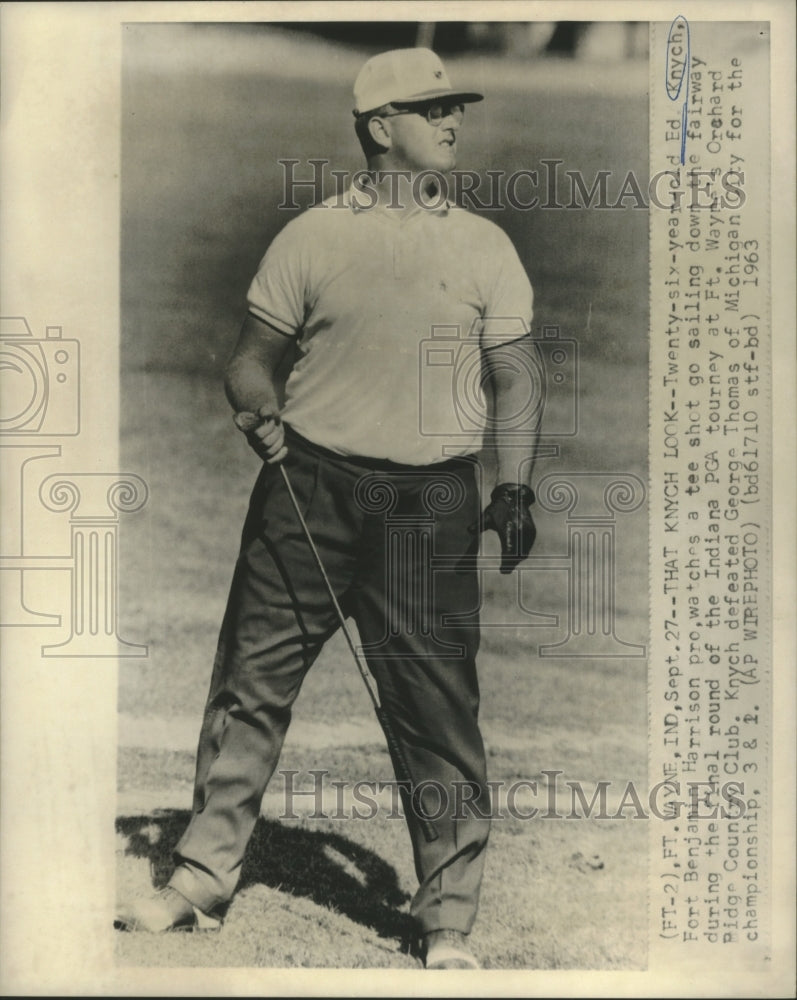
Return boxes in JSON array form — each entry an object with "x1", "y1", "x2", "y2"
[{"x1": 116, "y1": 811, "x2": 416, "y2": 950}]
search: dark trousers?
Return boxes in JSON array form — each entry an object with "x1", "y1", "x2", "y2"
[{"x1": 170, "y1": 432, "x2": 490, "y2": 934}]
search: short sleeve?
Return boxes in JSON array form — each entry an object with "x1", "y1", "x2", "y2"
[
  {"x1": 246, "y1": 219, "x2": 308, "y2": 336},
  {"x1": 481, "y1": 228, "x2": 534, "y2": 348}
]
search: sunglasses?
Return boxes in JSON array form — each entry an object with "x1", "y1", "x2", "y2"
[{"x1": 380, "y1": 100, "x2": 466, "y2": 126}]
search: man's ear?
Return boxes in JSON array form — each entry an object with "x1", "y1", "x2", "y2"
[{"x1": 368, "y1": 115, "x2": 392, "y2": 150}]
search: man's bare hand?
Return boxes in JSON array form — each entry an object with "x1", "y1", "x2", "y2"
[{"x1": 233, "y1": 408, "x2": 287, "y2": 464}]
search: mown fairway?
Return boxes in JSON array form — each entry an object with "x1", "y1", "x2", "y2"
[{"x1": 117, "y1": 24, "x2": 649, "y2": 969}]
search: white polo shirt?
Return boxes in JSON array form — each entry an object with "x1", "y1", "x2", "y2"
[{"x1": 247, "y1": 189, "x2": 533, "y2": 465}]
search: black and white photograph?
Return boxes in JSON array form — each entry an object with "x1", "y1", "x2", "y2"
[
  {"x1": 0, "y1": 3, "x2": 793, "y2": 996},
  {"x1": 114, "y1": 17, "x2": 650, "y2": 971}
]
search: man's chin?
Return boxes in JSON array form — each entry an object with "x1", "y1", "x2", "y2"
[{"x1": 405, "y1": 152, "x2": 456, "y2": 179}]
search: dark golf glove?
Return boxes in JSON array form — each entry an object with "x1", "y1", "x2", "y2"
[{"x1": 474, "y1": 483, "x2": 537, "y2": 574}]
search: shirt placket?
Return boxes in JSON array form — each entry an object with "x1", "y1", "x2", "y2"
[{"x1": 393, "y1": 213, "x2": 423, "y2": 280}]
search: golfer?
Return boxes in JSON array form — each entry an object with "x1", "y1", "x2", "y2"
[{"x1": 118, "y1": 47, "x2": 539, "y2": 970}]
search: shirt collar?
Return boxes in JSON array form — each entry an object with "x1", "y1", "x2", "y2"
[{"x1": 348, "y1": 182, "x2": 452, "y2": 217}]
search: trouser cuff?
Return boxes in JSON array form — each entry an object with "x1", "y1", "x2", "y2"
[
  {"x1": 168, "y1": 863, "x2": 226, "y2": 916},
  {"x1": 415, "y1": 903, "x2": 477, "y2": 936}
]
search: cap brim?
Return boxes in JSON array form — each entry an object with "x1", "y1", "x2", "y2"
[
  {"x1": 356, "y1": 89, "x2": 484, "y2": 114},
  {"x1": 393, "y1": 89, "x2": 484, "y2": 105}
]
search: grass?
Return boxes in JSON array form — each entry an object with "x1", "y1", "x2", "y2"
[{"x1": 117, "y1": 24, "x2": 649, "y2": 970}]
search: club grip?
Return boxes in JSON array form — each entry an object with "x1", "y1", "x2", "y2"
[{"x1": 375, "y1": 706, "x2": 439, "y2": 843}]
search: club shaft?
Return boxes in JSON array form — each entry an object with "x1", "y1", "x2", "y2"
[{"x1": 278, "y1": 463, "x2": 380, "y2": 711}]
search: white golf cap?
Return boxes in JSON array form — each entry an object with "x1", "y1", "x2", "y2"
[{"x1": 353, "y1": 47, "x2": 483, "y2": 115}]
